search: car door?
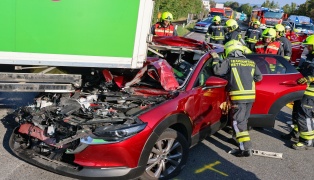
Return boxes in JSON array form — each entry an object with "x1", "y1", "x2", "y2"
[
  {"x1": 246, "y1": 54, "x2": 306, "y2": 126},
  {"x1": 183, "y1": 55, "x2": 228, "y2": 135}
]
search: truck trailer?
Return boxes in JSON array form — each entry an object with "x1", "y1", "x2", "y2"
[{"x1": 0, "y1": 0, "x2": 154, "y2": 92}]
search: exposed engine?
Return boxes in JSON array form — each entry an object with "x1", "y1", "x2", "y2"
[{"x1": 12, "y1": 91, "x2": 167, "y2": 162}]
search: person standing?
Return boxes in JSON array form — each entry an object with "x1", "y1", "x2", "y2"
[
  {"x1": 291, "y1": 35, "x2": 314, "y2": 150},
  {"x1": 244, "y1": 20, "x2": 262, "y2": 51},
  {"x1": 224, "y1": 19, "x2": 246, "y2": 45},
  {"x1": 212, "y1": 40, "x2": 263, "y2": 157},
  {"x1": 151, "y1": 11, "x2": 177, "y2": 36},
  {"x1": 205, "y1": 16, "x2": 225, "y2": 44},
  {"x1": 275, "y1": 24, "x2": 292, "y2": 60},
  {"x1": 254, "y1": 28, "x2": 284, "y2": 56}
]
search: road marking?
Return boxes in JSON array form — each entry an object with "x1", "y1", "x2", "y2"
[{"x1": 195, "y1": 161, "x2": 228, "y2": 176}]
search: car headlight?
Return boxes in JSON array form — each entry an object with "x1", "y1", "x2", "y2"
[{"x1": 81, "y1": 123, "x2": 147, "y2": 145}]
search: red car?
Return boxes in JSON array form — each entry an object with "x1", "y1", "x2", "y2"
[{"x1": 9, "y1": 36, "x2": 306, "y2": 179}]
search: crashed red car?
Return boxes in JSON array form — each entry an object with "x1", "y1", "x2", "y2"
[{"x1": 9, "y1": 36, "x2": 306, "y2": 179}]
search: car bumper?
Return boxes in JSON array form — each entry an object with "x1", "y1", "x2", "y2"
[
  {"x1": 193, "y1": 27, "x2": 208, "y2": 33},
  {"x1": 9, "y1": 131, "x2": 145, "y2": 180}
]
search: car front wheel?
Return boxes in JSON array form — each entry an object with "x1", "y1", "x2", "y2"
[{"x1": 140, "y1": 128, "x2": 189, "y2": 180}]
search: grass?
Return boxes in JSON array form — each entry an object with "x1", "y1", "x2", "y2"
[{"x1": 176, "y1": 22, "x2": 196, "y2": 36}]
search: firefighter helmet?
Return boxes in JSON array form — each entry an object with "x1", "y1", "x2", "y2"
[
  {"x1": 225, "y1": 19, "x2": 239, "y2": 31},
  {"x1": 224, "y1": 40, "x2": 244, "y2": 57},
  {"x1": 274, "y1": 24, "x2": 285, "y2": 36},
  {"x1": 252, "y1": 20, "x2": 261, "y2": 26},
  {"x1": 161, "y1": 12, "x2": 173, "y2": 21},
  {"x1": 302, "y1": 34, "x2": 314, "y2": 50},
  {"x1": 212, "y1": 16, "x2": 221, "y2": 22},
  {"x1": 262, "y1": 28, "x2": 276, "y2": 39}
]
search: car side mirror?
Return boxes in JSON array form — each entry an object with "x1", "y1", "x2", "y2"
[{"x1": 203, "y1": 76, "x2": 228, "y2": 89}]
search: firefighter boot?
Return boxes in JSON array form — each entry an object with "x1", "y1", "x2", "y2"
[{"x1": 292, "y1": 142, "x2": 313, "y2": 150}]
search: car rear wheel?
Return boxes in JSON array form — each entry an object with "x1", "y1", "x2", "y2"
[{"x1": 140, "y1": 128, "x2": 189, "y2": 180}]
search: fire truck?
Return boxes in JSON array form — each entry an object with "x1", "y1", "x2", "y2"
[
  {"x1": 224, "y1": 7, "x2": 235, "y2": 19},
  {"x1": 249, "y1": 7, "x2": 287, "y2": 29}
]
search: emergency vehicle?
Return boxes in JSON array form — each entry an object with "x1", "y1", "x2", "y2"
[
  {"x1": 224, "y1": 7, "x2": 235, "y2": 19},
  {"x1": 249, "y1": 7, "x2": 287, "y2": 29}
]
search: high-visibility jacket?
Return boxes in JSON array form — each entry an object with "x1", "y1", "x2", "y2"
[
  {"x1": 153, "y1": 22, "x2": 175, "y2": 36},
  {"x1": 206, "y1": 23, "x2": 225, "y2": 41},
  {"x1": 224, "y1": 29, "x2": 246, "y2": 45},
  {"x1": 245, "y1": 27, "x2": 262, "y2": 44},
  {"x1": 277, "y1": 36, "x2": 292, "y2": 60},
  {"x1": 254, "y1": 41, "x2": 282, "y2": 55},
  {"x1": 213, "y1": 56, "x2": 263, "y2": 103}
]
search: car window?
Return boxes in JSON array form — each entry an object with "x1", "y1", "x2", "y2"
[
  {"x1": 194, "y1": 58, "x2": 214, "y2": 87},
  {"x1": 247, "y1": 55, "x2": 287, "y2": 74}
]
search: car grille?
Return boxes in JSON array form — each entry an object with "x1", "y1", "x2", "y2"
[{"x1": 265, "y1": 20, "x2": 279, "y2": 26}]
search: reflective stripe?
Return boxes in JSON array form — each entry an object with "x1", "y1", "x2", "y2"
[
  {"x1": 232, "y1": 68, "x2": 244, "y2": 90},
  {"x1": 268, "y1": 45, "x2": 279, "y2": 51},
  {"x1": 155, "y1": 29, "x2": 174, "y2": 33},
  {"x1": 293, "y1": 124, "x2": 299, "y2": 132},
  {"x1": 230, "y1": 95, "x2": 255, "y2": 100},
  {"x1": 229, "y1": 90, "x2": 255, "y2": 95},
  {"x1": 284, "y1": 56, "x2": 290, "y2": 60},
  {"x1": 304, "y1": 86, "x2": 314, "y2": 96},
  {"x1": 236, "y1": 131, "x2": 250, "y2": 143},
  {"x1": 300, "y1": 130, "x2": 314, "y2": 140},
  {"x1": 255, "y1": 45, "x2": 264, "y2": 48},
  {"x1": 251, "y1": 69, "x2": 255, "y2": 89}
]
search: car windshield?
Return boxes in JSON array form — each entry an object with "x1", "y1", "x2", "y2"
[
  {"x1": 200, "y1": 17, "x2": 212, "y2": 23},
  {"x1": 225, "y1": 10, "x2": 232, "y2": 17},
  {"x1": 295, "y1": 24, "x2": 314, "y2": 30},
  {"x1": 264, "y1": 12, "x2": 283, "y2": 19},
  {"x1": 210, "y1": 12, "x2": 223, "y2": 17}
]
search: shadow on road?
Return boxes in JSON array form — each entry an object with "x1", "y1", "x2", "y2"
[{"x1": 174, "y1": 131, "x2": 259, "y2": 180}]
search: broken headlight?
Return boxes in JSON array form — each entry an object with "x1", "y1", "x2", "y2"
[{"x1": 81, "y1": 123, "x2": 147, "y2": 144}]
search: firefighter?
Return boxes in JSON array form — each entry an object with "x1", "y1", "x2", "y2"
[
  {"x1": 275, "y1": 24, "x2": 292, "y2": 60},
  {"x1": 292, "y1": 34, "x2": 314, "y2": 150},
  {"x1": 212, "y1": 40, "x2": 263, "y2": 157},
  {"x1": 244, "y1": 20, "x2": 262, "y2": 51},
  {"x1": 151, "y1": 11, "x2": 177, "y2": 36},
  {"x1": 254, "y1": 28, "x2": 284, "y2": 56},
  {"x1": 224, "y1": 19, "x2": 246, "y2": 45},
  {"x1": 205, "y1": 16, "x2": 225, "y2": 44}
]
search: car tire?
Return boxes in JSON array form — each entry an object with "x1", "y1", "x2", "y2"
[{"x1": 140, "y1": 128, "x2": 189, "y2": 180}]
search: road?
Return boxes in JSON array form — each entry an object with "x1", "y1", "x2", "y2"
[{"x1": 1, "y1": 27, "x2": 314, "y2": 180}]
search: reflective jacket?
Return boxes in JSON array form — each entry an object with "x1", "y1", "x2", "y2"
[
  {"x1": 224, "y1": 29, "x2": 245, "y2": 45},
  {"x1": 254, "y1": 40, "x2": 284, "y2": 56},
  {"x1": 152, "y1": 22, "x2": 176, "y2": 36},
  {"x1": 206, "y1": 23, "x2": 225, "y2": 40},
  {"x1": 277, "y1": 36, "x2": 292, "y2": 60},
  {"x1": 245, "y1": 27, "x2": 262, "y2": 44},
  {"x1": 213, "y1": 55, "x2": 263, "y2": 103}
]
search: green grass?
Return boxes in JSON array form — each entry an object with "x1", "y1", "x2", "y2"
[{"x1": 176, "y1": 22, "x2": 196, "y2": 36}]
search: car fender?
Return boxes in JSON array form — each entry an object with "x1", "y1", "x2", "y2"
[{"x1": 137, "y1": 113, "x2": 192, "y2": 167}]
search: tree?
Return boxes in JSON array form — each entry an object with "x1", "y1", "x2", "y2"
[
  {"x1": 239, "y1": 3, "x2": 253, "y2": 16},
  {"x1": 230, "y1": 2, "x2": 240, "y2": 11}
]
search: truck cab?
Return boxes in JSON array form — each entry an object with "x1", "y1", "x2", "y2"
[{"x1": 250, "y1": 7, "x2": 287, "y2": 29}]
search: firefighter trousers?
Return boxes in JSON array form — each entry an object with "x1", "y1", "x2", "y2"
[
  {"x1": 290, "y1": 100, "x2": 301, "y2": 137},
  {"x1": 246, "y1": 42, "x2": 256, "y2": 51},
  {"x1": 296, "y1": 96, "x2": 314, "y2": 146},
  {"x1": 231, "y1": 102, "x2": 253, "y2": 151}
]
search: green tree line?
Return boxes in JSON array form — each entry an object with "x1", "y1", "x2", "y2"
[
  {"x1": 152, "y1": 0, "x2": 206, "y2": 23},
  {"x1": 152, "y1": 0, "x2": 314, "y2": 22}
]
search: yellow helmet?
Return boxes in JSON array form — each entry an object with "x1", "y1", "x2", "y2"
[
  {"x1": 252, "y1": 20, "x2": 261, "y2": 26},
  {"x1": 303, "y1": 35, "x2": 314, "y2": 50},
  {"x1": 224, "y1": 40, "x2": 244, "y2": 57},
  {"x1": 161, "y1": 11, "x2": 173, "y2": 21},
  {"x1": 274, "y1": 24, "x2": 285, "y2": 36},
  {"x1": 225, "y1": 19, "x2": 239, "y2": 31},
  {"x1": 262, "y1": 28, "x2": 276, "y2": 39},
  {"x1": 212, "y1": 16, "x2": 221, "y2": 22}
]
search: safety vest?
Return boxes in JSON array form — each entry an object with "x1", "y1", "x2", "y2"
[
  {"x1": 255, "y1": 41, "x2": 281, "y2": 54},
  {"x1": 154, "y1": 23, "x2": 175, "y2": 36}
]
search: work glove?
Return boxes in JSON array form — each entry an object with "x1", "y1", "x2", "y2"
[
  {"x1": 220, "y1": 101, "x2": 231, "y2": 115},
  {"x1": 297, "y1": 76, "x2": 314, "y2": 84},
  {"x1": 209, "y1": 50, "x2": 219, "y2": 59}
]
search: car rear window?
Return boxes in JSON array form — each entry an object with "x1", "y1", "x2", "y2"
[{"x1": 247, "y1": 54, "x2": 299, "y2": 74}]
